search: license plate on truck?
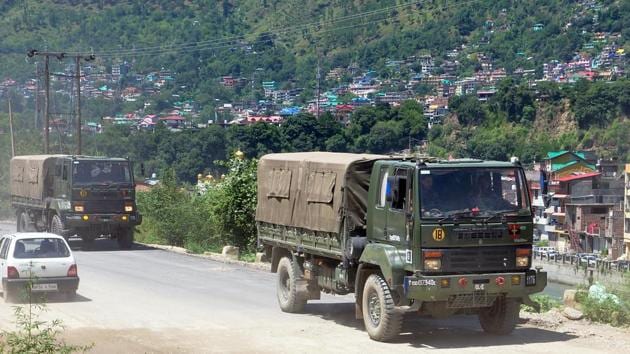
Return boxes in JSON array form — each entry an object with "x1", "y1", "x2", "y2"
[{"x1": 31, "y1": 283, "x2": 58, "y2": 291}]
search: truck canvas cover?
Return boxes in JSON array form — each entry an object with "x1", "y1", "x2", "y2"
[
  {"x1": 10, "y1": 155, "x2": 66, "y2": 201},
  {"x1": 256, "y1": 152, "x2": 388, "y2": 233}
]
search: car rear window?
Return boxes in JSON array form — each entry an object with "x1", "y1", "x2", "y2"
[{"x1": 13, "y1": 238, "x2": 71, "y2": 259}]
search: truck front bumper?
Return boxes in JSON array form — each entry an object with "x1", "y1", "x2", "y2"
[
  {"x1": 402, "y1": 269, "x2": 547, "y2": 306},
  {"x1": 63, "y1": 212, "x2": 142, "y2": 228}
]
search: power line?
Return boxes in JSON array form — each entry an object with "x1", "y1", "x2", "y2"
[
  {"x1": 57, "y1": 0, "x2": 481, "y2": 59},
  {"x1": 90, "y1": 0, "x2": 483, "y2": 59},
  {"x1": 74, "y1": 0, "x2": 431, "y2": 57}
]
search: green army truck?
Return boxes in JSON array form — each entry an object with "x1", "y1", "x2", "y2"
[
  {"x1": 257, "y1": 152, "x2": 546, "y2": 341},
  {"x1": 10, "y1": 155, "x2": 142, "y2": 249}
]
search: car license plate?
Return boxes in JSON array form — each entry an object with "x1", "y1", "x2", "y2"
[{"x1": 31, "y1": 283, "x2": 58, "y2": 291}]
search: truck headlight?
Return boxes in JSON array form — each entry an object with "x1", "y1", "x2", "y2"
[
  {"x1": 424, "y1": 258, "x2": 441, "y2": 271},
  {"x1": 516, "y1": 256, "x2": 529, "y2": 267},
  {"x1": 74, "y1": 205, "x2": 84, "y2": 212},
  {"x1": 124, "y1": 205, "x2": 133, "y2": 212}
]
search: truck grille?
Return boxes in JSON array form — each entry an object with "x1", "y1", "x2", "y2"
[
  {"x1": 456, "y1": 229, "x2": 504, "y2": 240},
  {"x1": 85, "y1": 200, "x2": 125, "y2": 213},
  {"x1": 441, "y1": 246, "x2": 517, "y2": 273}
]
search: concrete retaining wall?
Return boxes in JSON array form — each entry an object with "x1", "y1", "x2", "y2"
[{"x1": 533, "y1": 259, "x2": 627, "y2": 286}]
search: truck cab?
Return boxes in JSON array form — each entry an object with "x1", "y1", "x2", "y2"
[{"x1": 356, "y1": 157, "x2": 545, "y2": 339}]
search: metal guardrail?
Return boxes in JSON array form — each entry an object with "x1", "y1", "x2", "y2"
[{"x1": 533, "y1": 252, "x2": 630, "y2": 273}]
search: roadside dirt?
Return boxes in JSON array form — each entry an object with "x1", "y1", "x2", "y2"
[
  {"x1": 520, "y1": 309, "x2": 630, "y2": 352},
  {"x1": 56, "y1": 310, "x2": 630, "y2": 354}
]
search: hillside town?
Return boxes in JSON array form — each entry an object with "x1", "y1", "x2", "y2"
[{"x1": 0, "y1": 28, "x2": 627, "y2": 135}]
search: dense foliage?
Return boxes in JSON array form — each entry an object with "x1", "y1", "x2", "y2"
[{"x1": 137, "y1": 155, "x2": 258, "y2": 252}]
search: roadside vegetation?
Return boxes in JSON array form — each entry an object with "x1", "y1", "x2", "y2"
[
  {"x1": 136, "y1": 155, "x2": 258, "y2": 253},
  {"x1": 521, "y1": 294, "x2": 561, "y2": 313},
  {"x1": 576, "y1": 279, "x2": 630, "y2": 327},
  {"x1": 0, "y1": 282, "x2": 93, "y2": 353}
]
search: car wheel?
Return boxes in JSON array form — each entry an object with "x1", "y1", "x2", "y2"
[
  {"x1": 3, "y1": 289, "x2": 16, "y2": 303},
  {"x1": 276, "y1": 256, "x2": 306, "y2": 313},
  {"x1": 116, "y1": 228, "x2": 134, "y2": 250},
  {"x1": 479, "y1": 297, "x2": 519, "y2": 335},
  {"x1": 64, "y1": 290, "x2": 77, "y2": 301},
  {"x1": 361, "y1": 273, "x2": 402, "y2": 342}
]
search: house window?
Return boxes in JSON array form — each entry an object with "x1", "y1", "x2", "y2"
[{"x1": 591, "y1": 207, "x2": 607, "y2": 214}]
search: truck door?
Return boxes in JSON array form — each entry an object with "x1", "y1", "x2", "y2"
[
  {"x1": 385, "y1": 167, "x2": 413, "y2": 254},
  {"x1": 371, "y1": 165, "x2": 390, "y2": 242}
]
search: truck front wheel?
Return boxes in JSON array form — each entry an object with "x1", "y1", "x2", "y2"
[
  {"x1": 362, "y1": 273, "x2": 402, "y2": 342},
  {"x1": 276, "y1": 257, "x2": 306, "y2": 313},
  {"x1": 478, "y1": 297, "x2": 519, "y2": 335},
  {"x1": 116, "y1": 228, "x2": 134, "y2": 250}
]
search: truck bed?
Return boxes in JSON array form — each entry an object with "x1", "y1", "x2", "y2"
[{"x1": 258, "y1": 222, "x2": 344, "y2": 260}]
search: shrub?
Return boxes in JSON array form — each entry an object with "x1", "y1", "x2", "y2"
[{"x1": 521, "y1": 294, "x2": 561, "y2": 313}]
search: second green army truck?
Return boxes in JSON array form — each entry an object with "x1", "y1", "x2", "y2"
[
  {"x1": 10, "y1": 155, "x2": 142, "y2": 249},
  {"x1": 257, "y1": 152, "x2": 546, "y2": 341}
]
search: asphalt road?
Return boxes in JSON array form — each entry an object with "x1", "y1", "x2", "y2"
[{"x1": 0, "y1": 222, "x2": 621, "y2": 353}]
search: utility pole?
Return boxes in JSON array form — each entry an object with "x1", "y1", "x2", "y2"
[
  {"x1": 75, "y1": 56, "x2": 82, "y2": 155},
  {"x1": 27, "y1": 50, "x2": 95, "y2": 154},
  {"x1": 35, "y1": 61, "x2": 40, "y2": 129},
  {"x1": 316, "y1": 53, "x2": 321, "y2": 118},
  {"x1": 44, "y1": 55, "x2": 50, "y2": 154},
  {"x1": 8, "y1": 96, "x2": 16, "y2": 157}
]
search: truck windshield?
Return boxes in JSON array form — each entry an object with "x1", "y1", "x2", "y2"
[
  {"x1": 72, "y1": 161, "x2": 132, "y2": 185},
  {"x1": 419, "y1": 167, "x2": 530, "y2": 219}
]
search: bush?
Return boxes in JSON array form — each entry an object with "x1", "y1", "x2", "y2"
[
  {"x1": 578, "y1": 281, "x2": 630, "y2": 327},
  {"x1": 581, "y1": 296, "x2": 630, "y2": 327},
  {"x1": 136, "y1": 155, "x2": 258, "y2": 253},
  {"x1": 521, "y1": 294, "x2": 561, "y2": 313}
]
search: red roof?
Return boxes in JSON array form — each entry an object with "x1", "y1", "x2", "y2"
[{"x1": 555, "y1": 172, "x2": 600, "y2": 182}]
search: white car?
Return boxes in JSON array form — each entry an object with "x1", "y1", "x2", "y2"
[{"x1": 0, "y1": 232, "x2": 79, "y2": 303}]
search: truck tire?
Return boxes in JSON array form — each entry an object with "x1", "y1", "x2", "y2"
[
  {"x1": 17, "y1": 211, "x2": 33, "y2": 232},
  {"x1": 478, "y1": 297, "x2": 519, "y2": 335},
  {"x1": 362, "y1": 273, "x2": 402, "y2": 342},
  {"x1": 276, "y1": 257, "x2": 306, "y2": 313},
  {"x1": 116, "y1": 228, "x2": 134, "y2": 250},
  {"x1": 17, "y1": 211, "x2": 24, "y2": 232},
  {"x1": 50, "y1": 214, "x2": 66, "y2": 239}
]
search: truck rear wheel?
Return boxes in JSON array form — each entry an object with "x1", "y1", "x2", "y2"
[
  {"x1": 17, "y1": 212, "x2": 33, "y2": 232},
  {"x1": 362, "y1": 273, "x2": 402, "y2": 342},
  {"x1": 478, "y1": 297, "x2": 519, "y2": 335},
  {"x1": 276, "y1": 257, "x2": 306, "y2": 313},
  {"x1": 116, "y1": 228, "x2": 134, "y2": 250}
]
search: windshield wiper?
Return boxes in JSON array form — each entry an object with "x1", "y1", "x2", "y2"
[
  {"x1": 437, "y1": 209, "x2": 473, "y2": 223},
  {"x1": 483, "y1": 209, "x2": 518, "y2": 223}
]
